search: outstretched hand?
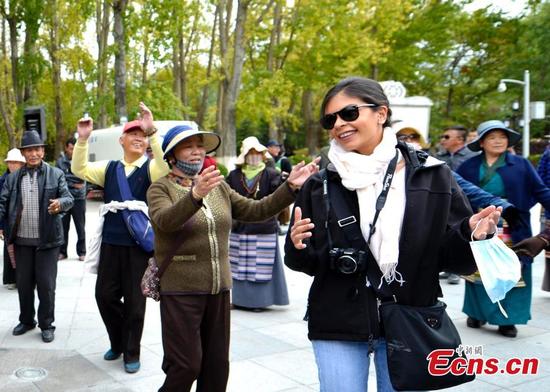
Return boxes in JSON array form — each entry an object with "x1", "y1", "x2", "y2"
[
  {"x1": 192, "y1": 165, "x2": 224, "y2": 199},
  {"x1": 469, "y1": 205, "x2": 502, "y2": 240},
  {"x1": 290, "y1": 206, "x2": 315, "y2": 250},
  {"x1": 287, "y1": 157, "x2": 320, "y2": 190}
]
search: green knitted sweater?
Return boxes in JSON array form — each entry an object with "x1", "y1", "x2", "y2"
[{"x1": 146, "y1": 176, "x2": 295, "y2": 295}]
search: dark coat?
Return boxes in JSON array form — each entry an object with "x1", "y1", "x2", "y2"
[
  {"x1": 0, "y1": 162, "x2": 74, "y2": 249},
  {"x1": 56, "y1": 153, "x2": 86, "y2": 200},
  {"x1": 284, "y1": 143, "x2": 475, "y2": 342},
  {"x1": 457, "y1": 152, "x2": 550, "y2": 263},
  {"x1": 226, "y1": 166, "x2": 282, "y2": 234}
]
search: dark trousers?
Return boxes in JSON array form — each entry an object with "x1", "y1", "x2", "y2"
[
  {"x1": 159, "y1": 292, "x2": 230, "y2": 392},
  {"x1": 3, "y1": 242, "x2": 16, "y2": 284},
  {"x1": 15, "y1": 245, "x2": 59, "y2": 330},
  {"x1": 60, "y1": 199, "x2": 86, "y2": 257},
  {"x1": 95, "y1": 243, "x2": 149, "y2": 363}
]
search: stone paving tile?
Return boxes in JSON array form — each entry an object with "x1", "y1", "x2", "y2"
[{"x1": 227, "y1": 359, "x2": 301, "y2": 392}]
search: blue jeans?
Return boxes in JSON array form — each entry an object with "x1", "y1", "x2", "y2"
[{"x1": 312, "y1": 339, "x2": 395, "y2": 392}]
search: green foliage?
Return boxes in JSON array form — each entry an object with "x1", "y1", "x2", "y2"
[{"x1": 217, "y1": 162, "x2": 228, "y2": 177}]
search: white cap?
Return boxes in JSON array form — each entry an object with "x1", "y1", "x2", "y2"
[{"x1": 4, "y1": 148, "x2": 26, "y2": 163}]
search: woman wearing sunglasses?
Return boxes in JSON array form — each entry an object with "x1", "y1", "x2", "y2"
[{"x1": 284, "y1": 77, "x2": 501, "y2": 391}]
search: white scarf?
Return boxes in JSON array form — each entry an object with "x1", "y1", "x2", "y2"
[{"x1": 328, "y1": 129, "x2": 406, "y2": 286}]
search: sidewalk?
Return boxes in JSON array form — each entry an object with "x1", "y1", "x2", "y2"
[{"x1": 0, "y1": 200, "x2": 549, "y2": 391}]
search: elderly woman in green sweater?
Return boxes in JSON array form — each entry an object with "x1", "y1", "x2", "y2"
[{"x1": 147, "y1": 125, "x2": 318, "y2": 392}]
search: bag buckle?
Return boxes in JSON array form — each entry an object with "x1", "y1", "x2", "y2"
[{"x1": 338, "y1": 216, "x2": 357, "y2": 227}]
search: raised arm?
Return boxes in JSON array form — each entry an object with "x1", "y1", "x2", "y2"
[
  {"x1": 71, "y1": 116, "x2": 109, "y2": 187},
  {"x1": 137, "y1": 102, "x2": 169, "y2": 182}
]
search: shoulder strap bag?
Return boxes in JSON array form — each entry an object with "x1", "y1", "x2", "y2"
[{"x1": 114, "y1": 162, "x2": 155, "y2": 253}]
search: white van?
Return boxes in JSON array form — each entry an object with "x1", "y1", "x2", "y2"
[{"x1": 87, "y1": 120, "x2": 199, "y2": 162}]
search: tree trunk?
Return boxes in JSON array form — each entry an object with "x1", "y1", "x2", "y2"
[
  {"x1": 196, "y1": 5, "x2": 218, "y2": 128},
  {"x1": 48, "y1": 0, "x2": 64, "y2": 157},
  {"x1": 1, "y1": 16, "x2": 17, "y2": 147},
  {"x1": 172, "y1": 39, "x2": 180, "y2": 99},
  {"x1": 218, "y1": 0, "x2": 249, "y2": 162},
  {"x1": 178, "y1": 31, "x2": 187, "y2": 110},
  {"x1": 302, "y1": 89, "x2": 319, "y2": 155},
  {"x1": 267, "y1": 0, "x2": 283, "y2": 142},
  {"x1": 96, "y1": 0, "x2": 110, "y2": 128},
  {"x1": 6, "y1": 15, "x2": 20, "y2": 105},
  {"x1": 113, "y1": 0, "x2": 128, "y2": 122}
]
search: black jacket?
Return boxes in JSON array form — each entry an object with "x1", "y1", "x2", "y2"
[
  {"x1": 284, "y1": 143, "x2": 476, "y2": 342},
  {"x1": 0, "y1": 162, "x2": 74, "y2": 249},
  {"x1": 56, "y1": 153, "x2": 86, "y2": 200}
]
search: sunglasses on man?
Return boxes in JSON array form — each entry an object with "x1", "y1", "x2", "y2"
[{"x1": 320, "y1": 104, "x2": 378, "y2": 130}]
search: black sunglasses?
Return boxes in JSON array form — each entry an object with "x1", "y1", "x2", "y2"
[{"x1": 320, "y1": 104, "x2": 378, "y2": 130}]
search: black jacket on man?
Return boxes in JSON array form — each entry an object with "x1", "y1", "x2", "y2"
[
  {"x1": 0, "y1": 162, "x2": 74, "y2": 249},
  {"x1": 284, "y1": 143, "x2": 476, "y2": 342}
]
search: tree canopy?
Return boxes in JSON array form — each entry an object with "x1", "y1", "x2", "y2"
[{"x1": 0, "y1": 0, "x2": 548, "y2": 162}]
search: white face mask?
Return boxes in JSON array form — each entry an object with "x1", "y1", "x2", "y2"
[
  {"x1": 469, "y1": 227, "x2": 521, "y2": 318},
  {"x1": 245, "y1": 154, "x2": 263, "y2": 166}
]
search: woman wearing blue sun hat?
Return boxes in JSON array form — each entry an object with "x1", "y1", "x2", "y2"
[
  {"x1": 147, "y1": 125, "x2": 319, "y2": 392},
  {"x1": 457, "y1": 120, "x2": 550, "y2": 338}
]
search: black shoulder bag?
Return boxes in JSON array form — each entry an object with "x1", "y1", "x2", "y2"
[{"x1": 321, "y1": 152, "x2": 475, "y2": 391}]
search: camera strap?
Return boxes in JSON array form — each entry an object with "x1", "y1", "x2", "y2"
[{"x1": 322, "y1": 150, "x2": 399, "y2": 299}]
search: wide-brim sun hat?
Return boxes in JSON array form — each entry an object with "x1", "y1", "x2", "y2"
[
  {"x1": 162, "y1": 125, "x2": 221, "y2": 160},
  {"x1": 467, "y1": 120, "x2": 521, "y2": 152},
  {"x1": 4, "y1": 148, "x2": 26, "y2": 163},
  {"x1": 393, "y1": 122, "x2": 429, "y2": 149},
  {"x1": 235, "y1": 136, "x2": 268, "y2": 166},
  {"x1": 20, "y1": 131, "x2": 46, "y2": 149}
]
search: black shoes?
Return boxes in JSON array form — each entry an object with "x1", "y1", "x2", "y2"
[
  {"x1": 498, "y1": 325, "x2": 518, "y2": 338},
  {"x1": 41, "y1": 329, "x2": 55, "y2": 343},
  {"x1": 12, "y1": 323, "x2": 36, "y2": 336},
  {"x1": 466, "y1": 317, "x2": 486, "y2": 329}
]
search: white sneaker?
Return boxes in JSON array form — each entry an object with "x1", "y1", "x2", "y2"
[{"x1": 6, "y1": 283, "x2": 16, "y2": 290}]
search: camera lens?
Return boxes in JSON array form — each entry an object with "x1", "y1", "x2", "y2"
[{"x1": 338, "y1": 255, "x2": 358, "y2": 274}]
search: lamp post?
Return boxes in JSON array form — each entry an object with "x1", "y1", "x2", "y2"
[{"x1": 497, "y1": 70, "x2": 530, "y2": 158}]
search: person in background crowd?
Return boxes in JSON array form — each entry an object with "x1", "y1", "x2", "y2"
[
  {"x1": 285, "y1": 77, "x2": 500, "y2": 391},
  {"x1": 536, "y1": 144, "x2": 550, "y2": 291},
  {"x1": 394, "y1": 122, "x2": 430, "y2": 151},
  {"x1": 437, "y1": 125, "x2": 479, "y2": 170},
  {"x1": 147, "y1": 125, "x2": 318, "y2": 392},
  {"x1": 396, "y1": 124, "x2": 526, "y2": 263},
  {"x1": 0, "y1": 148, "x2": 26, "y2": 290},
  {"x1": 266, "y1": 139, "x2": 292, "y2": 175},
  {"x1": 0, "y1": 131, "x2": 74, "y2": 343},
  {"x1": 436, "y1": 125, "x2": 480, "y2": 284},
  {"x1": 226, "y1": 136, "x2": 289, "y2": 312},
  {"x1": 266, "y1": 139, "x2": 293, "y2": 232},
  {"x1": 72, "y1": 102, "x2": 169, "y2": 373},
  {"x1": 56, "y1": 137, "x2": 87, "y2": 261},
  {"x1": 466, "y1": 130, "x2": 478, "y2": 144},
  {"x1": 457, "y1": 120, "x2": 550, "y2": 338}
]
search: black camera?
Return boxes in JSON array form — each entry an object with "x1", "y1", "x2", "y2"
[{"x1": 329, "y1": 248, "x2": 367, "y2": 274}]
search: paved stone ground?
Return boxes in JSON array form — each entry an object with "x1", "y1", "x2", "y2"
[{"x1": 0, "y1": 200, "x2": 549, "y2": 391}]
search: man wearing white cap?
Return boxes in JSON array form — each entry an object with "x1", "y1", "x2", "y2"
[{"x1": 0, "y1": 148, "x2": 26, "y2": 290}]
